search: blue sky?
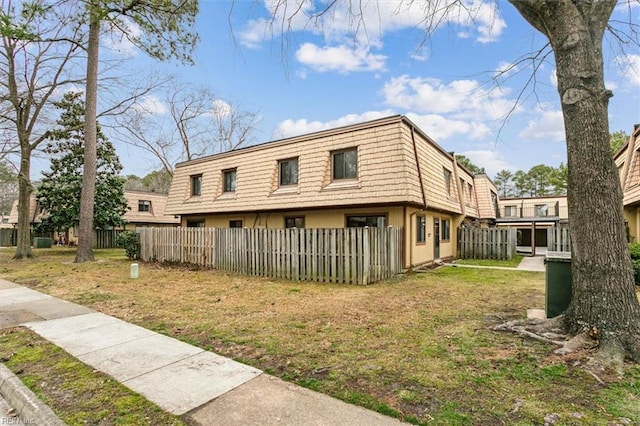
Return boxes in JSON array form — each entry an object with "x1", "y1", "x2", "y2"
[{"x1": 91, "y1": 1, "x2": 640, "y2": 178}]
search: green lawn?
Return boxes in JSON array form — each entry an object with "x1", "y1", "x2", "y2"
[
  {"x1": 1, "y1": 248, "x2": 639, "y2": 425},
  {"x1": 453, "y1": 254, "x2": 524, "y2": 268}
]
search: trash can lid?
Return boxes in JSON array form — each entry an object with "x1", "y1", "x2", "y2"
[{"x1": 545, "y1": 251, "x2": 572, "y2": 263}]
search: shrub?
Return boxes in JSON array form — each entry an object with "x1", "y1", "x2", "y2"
[
  {"x1": 628, "y1": 242, "x2": 640, "y2": 260},
  {"x1": 116, "y1": 231, "x2": 139, "y2": 260}
]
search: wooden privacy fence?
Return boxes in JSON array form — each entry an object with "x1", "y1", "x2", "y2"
[
  {"x1": 93, "y1": 230, "x2": 127, "y2": 249},
  {"x1": 457, "y1": 227, "x2": 517, "y2": 260},
  {"x1": 137, "y1": 227, "x2": 404, "y2": 285},
  {"x1": 547, "y1": 226, "x2": 572, "y2": 252}
]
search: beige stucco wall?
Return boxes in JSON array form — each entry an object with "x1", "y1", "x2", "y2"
[
  {"x1": 182, "y1": 205, "x2": 461, "y2": 268},
  {"x1": 624, "y1": 206, "x2": 640, "y2": 243}
]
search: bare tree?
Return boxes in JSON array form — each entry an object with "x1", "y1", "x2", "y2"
[
  {"x1": 1, "y1": 0, "x2": 86, "y2": 259},
  {"x1": 113, "y1": 82, "x2": 260, "y2": 176},
  {"x1": 255, "y1": 0, "x2": 640, "y2": 363}
]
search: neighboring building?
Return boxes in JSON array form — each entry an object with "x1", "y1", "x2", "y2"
[
  {"x1": 121, "y1": 190, "x2": 180, "y2": 230},
  {"x1": 7, "y1": 190, "x2": 179, "y2": 243},
  {"x1": 166, "y1": 115, "x2": 498, "y2": 268},
  {"x1": 496, "y1": 196, "x2": 569, "y2": 249},
  {"x1": 614, "y1": 124, "x2": 640, "y2": 242}
]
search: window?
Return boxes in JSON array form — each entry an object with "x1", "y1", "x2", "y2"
[
  {"x1": 467, "y1": 183, "x2": 473, "y2": 202},
  {"x1": 346, "y1": 215, "x2": 386, "y2": 228},
  {"x1": 442, "y1": 218, "x2": 451, "y2": 241},
  {"x1": 138, "y1": 200, "x2": 151, "y2": 212},
  {"x1": 332, "y1": 148, "x2": 357, "y2": 180},
  {"x1": 460, "y1": 178, "x2": 465, "y2": 197},
  {"x1": 285, "y1": 216, "x2": 305, "y2": 228},
  {"x1": 191, "y1": 174, "x2": 202, "y2": 196},
  {"x1": 279, "y1": 158, "x2": 299, "y2": 186},
  {"x1": 223, "y1": 169, "x2": 237, "y2": 192},
  {"x1": 416, "y1": 215, "x2": 426, "y2": 244},
  {"x1": 491, "y1": 191, "x2": 499, "y2": 216},
  {"x1": 187, "y1": 220, "x2": 205, "y2": 228},
  {"x1": 229, "y1": 219, "x2": 243, "y2": 228},
  {"x1": 443, "y1": 168, "x2": 452, "y2": 195},
  {"x1": 535, "y1": 204, "x2": 549, "y2": 217},
  {"x1": 504, "y1": 205, "x2": 517, "y2": 217}
]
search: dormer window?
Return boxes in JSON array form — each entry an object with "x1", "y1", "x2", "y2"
[
  {"x1": 223, "y1": 169, "x2": 237, "y2": 192},
  {"x1": 279, "y1": 157, "x2": 299, "y2": 186},
  {"x1": 138, "y1": 200, "x2": 151, "y2": 212},
  {"x1": 191, "y1": 174, "x2": 202, "y2": 196},
  {"x1": 443, "y1": 168, "x2": 452, "y2": 194},
  {"x1": 332, "y1": 148, "x2": 357, "y2": 180}
]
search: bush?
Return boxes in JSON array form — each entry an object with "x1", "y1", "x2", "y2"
[
  {"x1": 628, "y1": 242, "x2": 640, "y2": 260},
  {"x1": 116, "y1": 231, "x2": 139, "y2": 260}
]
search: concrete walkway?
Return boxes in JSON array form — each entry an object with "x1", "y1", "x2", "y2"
[
  {"x1": 516, "y1": 255, "x2": 546, "y2": 272},
  {"x1": 0, "y1": 279, "x2": 405, "y2": 425},
  {"x1": 445, "y1": 255, "x2": 545, "y2": 272}
]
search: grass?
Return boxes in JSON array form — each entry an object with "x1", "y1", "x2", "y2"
[
  {"x1": 1, "y1": 247, "x2": 640, "y2": 425},
  {"x1": 453, "y1": 254, "x2": 524, "y2": 268},
  {"x1": 0, "y1": 327, "x2": 185, "y2": 425}
]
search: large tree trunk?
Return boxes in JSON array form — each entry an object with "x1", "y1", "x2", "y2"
[
  {"x1": 74, "y1": 7, "x2": 100, "y2": 263},
  {"x1": 13, "y1": 143, "x2": 34, "y2": 259},
  {"x1": 510, "y1": 0, "x2": 640, "y2": 362}
]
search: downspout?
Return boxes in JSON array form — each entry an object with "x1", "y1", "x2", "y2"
[{"x1": 409, "y1": 126, "x2": 428, "y2": 268}]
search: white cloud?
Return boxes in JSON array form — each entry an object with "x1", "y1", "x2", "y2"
[
  {"x1": 405, "y1": 113, "x2": 491, "y2": 141},
  {"x1": 295, "y1": 43, "x2": 386, "y2": 74},
  {"x1": 240, "y1": 0, "x2": 506, "y2": 50},
  {"x1": 549, "y1": 68, "x2": 557, "y2": 88},
  {"x1": 518, "y1": 109, "x2": 565, "y2": 142},
  {"x1": 495, "y1": 61, "x2": 519, "y2": 78},
  {"x1": 133, "y1": 95, "x2": 167, "y2": 115},
  {"x1": 211, "y1": 99, "x2": 233, "y2": 118},
  {"x1": 460, "y1": 150, "x2": 513, "y2": 176},
  {"x1": 273, "y1": 109, "x2": 491, "y2": 144},
  {"x1": 381, "y1": 74, "x2": 516, "y2": 121},
  {"x1": 102, "y1": 17, "x2": 142, "y2": 57},
  {"x1": 273, "y1": 110, "x2": 395, "y2": 139},
  {"x1": 618, "y1": 54, "x2": 640, "y2": 86}
]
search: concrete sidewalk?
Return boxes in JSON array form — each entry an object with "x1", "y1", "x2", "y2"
[
  {"x1": 516, "y1": 255, "x2": 545, "y2": 272},
  {"x1": 444, "y1": 255, "x2": 545, "y2": 272},
  {"x1": 0, "y1": 279, "x2": 405, "y2": 425}
]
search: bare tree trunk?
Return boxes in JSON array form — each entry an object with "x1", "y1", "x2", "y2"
[
  {"x1": 74, "y1": 7, "x2": 100, "y2": 263},
  {"x1": 13, "y1": 143, "x2": 34, "y2": 259},
  {"x1": 510, "y1": 0, "x2": 640, "y2": 362}
]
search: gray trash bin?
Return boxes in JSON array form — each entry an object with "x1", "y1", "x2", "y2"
[{"x1": 544, "y1": 251, "x2": 572, "y2": 318}]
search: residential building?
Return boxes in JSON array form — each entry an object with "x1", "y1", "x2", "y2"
[
  {"x1": 496, "y1": 195, "x2": 569, "y2": 249},
  {"x1": 7, "y1": 190, "x2": 179, "y2": 243},
  {"x1": 166, "y1": 115, "x2": 498, "y2": 268},
  {"x1": 614, "y1": 124, "x2": 640, "y2": 241}
]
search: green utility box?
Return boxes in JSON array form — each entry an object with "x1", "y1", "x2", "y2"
[
  {"x1": 33, "y1": 237, "x2": 53, "y2": 248},
  {"x1": 544, "y1": 251, "x2": 572, "y2": 318}
]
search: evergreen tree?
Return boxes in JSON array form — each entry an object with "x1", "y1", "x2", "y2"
[{"x1": 36, "y1": 92, "x2": 128, "y2": 235}]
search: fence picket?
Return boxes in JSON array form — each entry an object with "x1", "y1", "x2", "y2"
[
  {"x1": 136, "y1": 227, "x2": 401, "y2": 284},
  {"x1": 456, "y1": 227, "x2": 517, "y2": 260}
]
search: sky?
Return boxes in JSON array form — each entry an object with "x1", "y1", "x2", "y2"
[{"x1": 33, "y1": 0, "x2": 640, "y2": 179}]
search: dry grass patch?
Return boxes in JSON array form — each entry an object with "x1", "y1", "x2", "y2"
[{"x1": 1, "y1": 248, "x2": 639, "y2": 425}]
